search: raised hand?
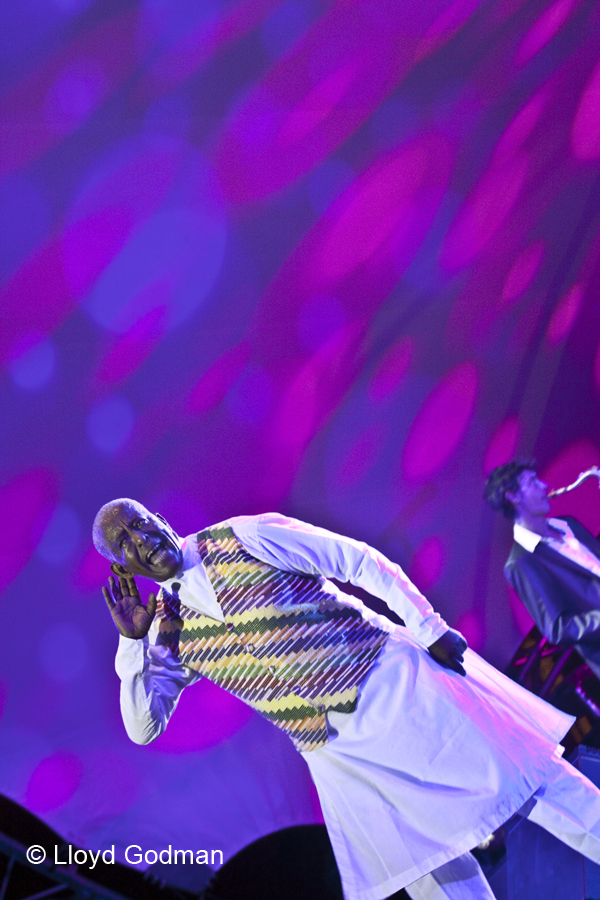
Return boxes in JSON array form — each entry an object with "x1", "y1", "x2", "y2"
[
  {"x1": 103, "y1": 575, "x2": 157, "y2": 639},
  {"x1": 428, "y1": 628, "x2": 468, "y2": 676}
]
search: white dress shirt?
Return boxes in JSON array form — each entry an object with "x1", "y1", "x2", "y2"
[
  {"x1": 514, "y1": 518, "x2": 600, "y2": 578},
  {"x1": 115, "y1": 514, "x2": 449, "y2": 746}
]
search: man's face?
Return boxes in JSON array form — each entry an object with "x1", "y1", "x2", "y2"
[
  {"x1": 511, "y1": 469, "x2": 550, "y2": 519},
  {"x1": 101, "y1": 501, "x2": 183, "y2": 582}
]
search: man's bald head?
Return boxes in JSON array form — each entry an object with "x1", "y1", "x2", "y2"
[
  {"x1": 92, "y1": 498, "x2": 151, "y2": 562},
  {"x1": 92, "y1": 499, "x2": 182, "y2": 581}
]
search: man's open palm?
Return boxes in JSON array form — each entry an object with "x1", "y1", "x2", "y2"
[{"x1": 103, "y1": 575, "x2": 157, "y2": 639}]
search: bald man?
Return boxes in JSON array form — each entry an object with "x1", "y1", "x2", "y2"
[{"x1": 94, "y1": 498, "x2": 600, "y2": 900}]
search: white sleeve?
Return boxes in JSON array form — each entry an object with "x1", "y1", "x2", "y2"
[
  {"x1": 114, "y1": 620, "x2": 201, "y2": 745},
  {"x1": 231, "y1": 513, "x2": 449, "y2": 647}
]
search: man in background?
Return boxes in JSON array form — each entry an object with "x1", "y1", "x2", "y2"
[{"x1": 485, "y1": 459, "x2": 600, "y2": 679}]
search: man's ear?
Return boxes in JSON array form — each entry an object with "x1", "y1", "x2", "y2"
[
  {"x1": 155, "y1": 512, "x2": 176, "y2": 536},
  {"x1": 111, "y1": 562, "x2": 131, "y2": 577},
  {"x1": 505, "y1": 488, "x2": 520, "y2": 510}
]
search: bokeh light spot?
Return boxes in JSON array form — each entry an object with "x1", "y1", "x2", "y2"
[
  {"x1": 44, "y1": 58, "x2": 107, "y2": 135},
  {"x1": 546, "y1": 284, "x2": 583, "y2": 345},
  {"x1": 148, "y1": 679, "x2": 255, "y2": 753},
  {"x1": 71, "y1": 749, "x2": 138, "y2": 821},
  {"x1": 337, "y1": 424, "x2": 386, "y2": 489},
  {"x1": 515, "y1": 0, "x2": 577, "y2": 66},
  {"x1": 500, "y1": 240, "x2": 544, "y2": 305},
  {"x1": 274, "y1": 321, "x2": 364, "y2": 452},
  {"x1": 52, "y1": 0, "x2": 95, "y2": 14},
  {"x1": 410, "y1": 536, "x2": 445, "y2": 591},
  {"x1": 25, "y1": 751, "x2": 83, "y2": 814},
  {"x1": 7, "y1": 333, "x2": 56, "y2": 390},
  {"x1": 492, "y1": 90, "x2": 547, "y2": 168},
  {"x1": 415, "y1": 0, "x2": 481, "y2": 62},
  {"x1": 0, "y1": 469, "x2": 59, "y2": 594},
  {"x1": 307, "y1": 158, "x2": 355, "y2": 216},
  {"x1": 95, "y1": 305, "x2": 167, "y2": 385},
  {"x1": 318, "y1": 140, "x2": 435, "y2": 282},
  {"x1": 572, "y1": 56, "x2": 600, "y2": 160},
  {"x1": 74, "y1": 544, "x2": 111, "y2": 592},
  {"x1": 84, "y1": 206, "x2": 226, "y2": 334},
  {"x1": 0, "y1": 175, "x2": 50, "y2": 283},
  {"x1": 63, "y1": 137, "x2": 183, "y2": 298},
  {"x1": 483, "y1": 416, "x2": 521, "y2": 475},
  {"x1": 368, "y1": 97, "x2": 417, "y2": 153},
  {"x1": 186, "y1": 342, "x2": 251, "y2": 417},
  {"x1": 441, "y1": 155, "x2": 528, "y2": 271},
  {"x1": 402, "y1": 361, "x2": 478, "y2": 481},
  {"x1": 36, "y1": 503, "x2": 81, "y2": 565},
  {"x1": 260, "y1": 0, "x2": 309, "y2": 60},
  {"x1": 297, "y1": 295, "x2": 346, "y2": 352},
  {"x1": 455, "y1": 609, "x2": 485, "y2": 652},
  {"x1": 145, "y1": 490, "x2": 208, "y2": 539},
  {"x1": 225, "y1": 365, "x2": 273, "y2": 426},
  {"x1": 368, "y1": 336, "x2": 414, "y2": 402},
  {"x1": 39, "y1": 622, "x2": 89, "y2": 683},
  {"x1": 87, "y1": 394, "x2": 134, "y2": 454},
  {"x1": 276, "y1": 61, "x2": 357, "y2": 149}
]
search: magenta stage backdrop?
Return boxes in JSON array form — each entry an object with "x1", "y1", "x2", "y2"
[{"x1": 2, "y1": 0, "x2": 600, "y2": 880}]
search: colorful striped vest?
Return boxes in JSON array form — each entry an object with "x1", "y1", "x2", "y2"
[{"x1": 155, "y1": 524, "x2": 389, "y2": 751}]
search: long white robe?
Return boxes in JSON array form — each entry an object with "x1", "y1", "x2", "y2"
[{"x1": 115, "y1": 514, "x2": 573, "y2": 900}]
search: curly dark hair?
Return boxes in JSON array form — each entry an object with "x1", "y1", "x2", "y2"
[{"x1": 484, "y1": 459, "x2": 536, "y2": 519}]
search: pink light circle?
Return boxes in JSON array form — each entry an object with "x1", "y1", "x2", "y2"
[
  {"x1": 25, "y1": 751, "x2": 83, "y2": 814},
  {"x1": 546, "y1": 284, "x2": 583, "y2": 345},
  {"x1": 492, "y1": 90, "x2": 547, "y2": 168},
  {"x1": 44, "y1": 58, "x2": 107, "y2": 135},
  {"x1": 455, "y1": 609, "x2": 485, "y2": 652},
  {"x1": 441, "y1": 154, "x2": 529, "y2": 271},
  {"x1": 402, "y1": 361, "x2": 479, "y2": 481},
  {"x1": 483, "y1": 416, "x2": 521, "y2": 476},
  {"x1": 317, "y1": 137, "x2": 445, "y2": 282},
  {"x1": 572, "y1": 56, "x2": 600, "y2": 160},
  {"x1": 337, "y1": 424, "x2": 386, "y2": 489},
  {"x1": 500, "y1": 240, "x2": 544, "y2": 305},
  {"x1": 368, "y1": 336, "x2": 414, "y2": 402},
  {"x1": 515, "y1": 0, "x2": 577, "y2": 66},
  {"x1": 147, "y1": 679, "x2": 255, "y2": 754},
  {"x1": 0, "y1": 468, "x2": 59, "y2": 595},
  {"x1": 409, "y1": 536, "x2": 445, "y2": 591}
]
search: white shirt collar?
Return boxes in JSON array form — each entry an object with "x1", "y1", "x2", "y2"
[
  {"x1": 513, "y1": 518, "x2": 570, "y2": 552},
  {"x1": 157, "y1": 534, "x2": 199, "y2": 589}
]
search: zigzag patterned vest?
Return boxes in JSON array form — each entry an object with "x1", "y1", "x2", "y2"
[{"x1": 155, "y1": 524, "x2": 389, "y2": 751}]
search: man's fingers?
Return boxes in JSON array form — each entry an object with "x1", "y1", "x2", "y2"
[
  {"x1": 147, "y1": 592, "x2": 157, "y2": 619},
  {"x1": 102, "y1": 586, "x2": 115, "y2": 611},
  {"x1": 126, "y1": 575, "x2": 140, "y2": 597}
]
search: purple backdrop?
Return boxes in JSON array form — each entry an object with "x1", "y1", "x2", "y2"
[{"x1": 2, "y1": 0, "x2": 600, "y2": 879}]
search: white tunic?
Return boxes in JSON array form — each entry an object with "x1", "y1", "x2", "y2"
[{"x1": 115, "y1": 514, "x2": 573, "y2": 900}]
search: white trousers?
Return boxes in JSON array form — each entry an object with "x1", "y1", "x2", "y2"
[{"x1": 405, "y1": 752, "x2": 600, "y2": 900}]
